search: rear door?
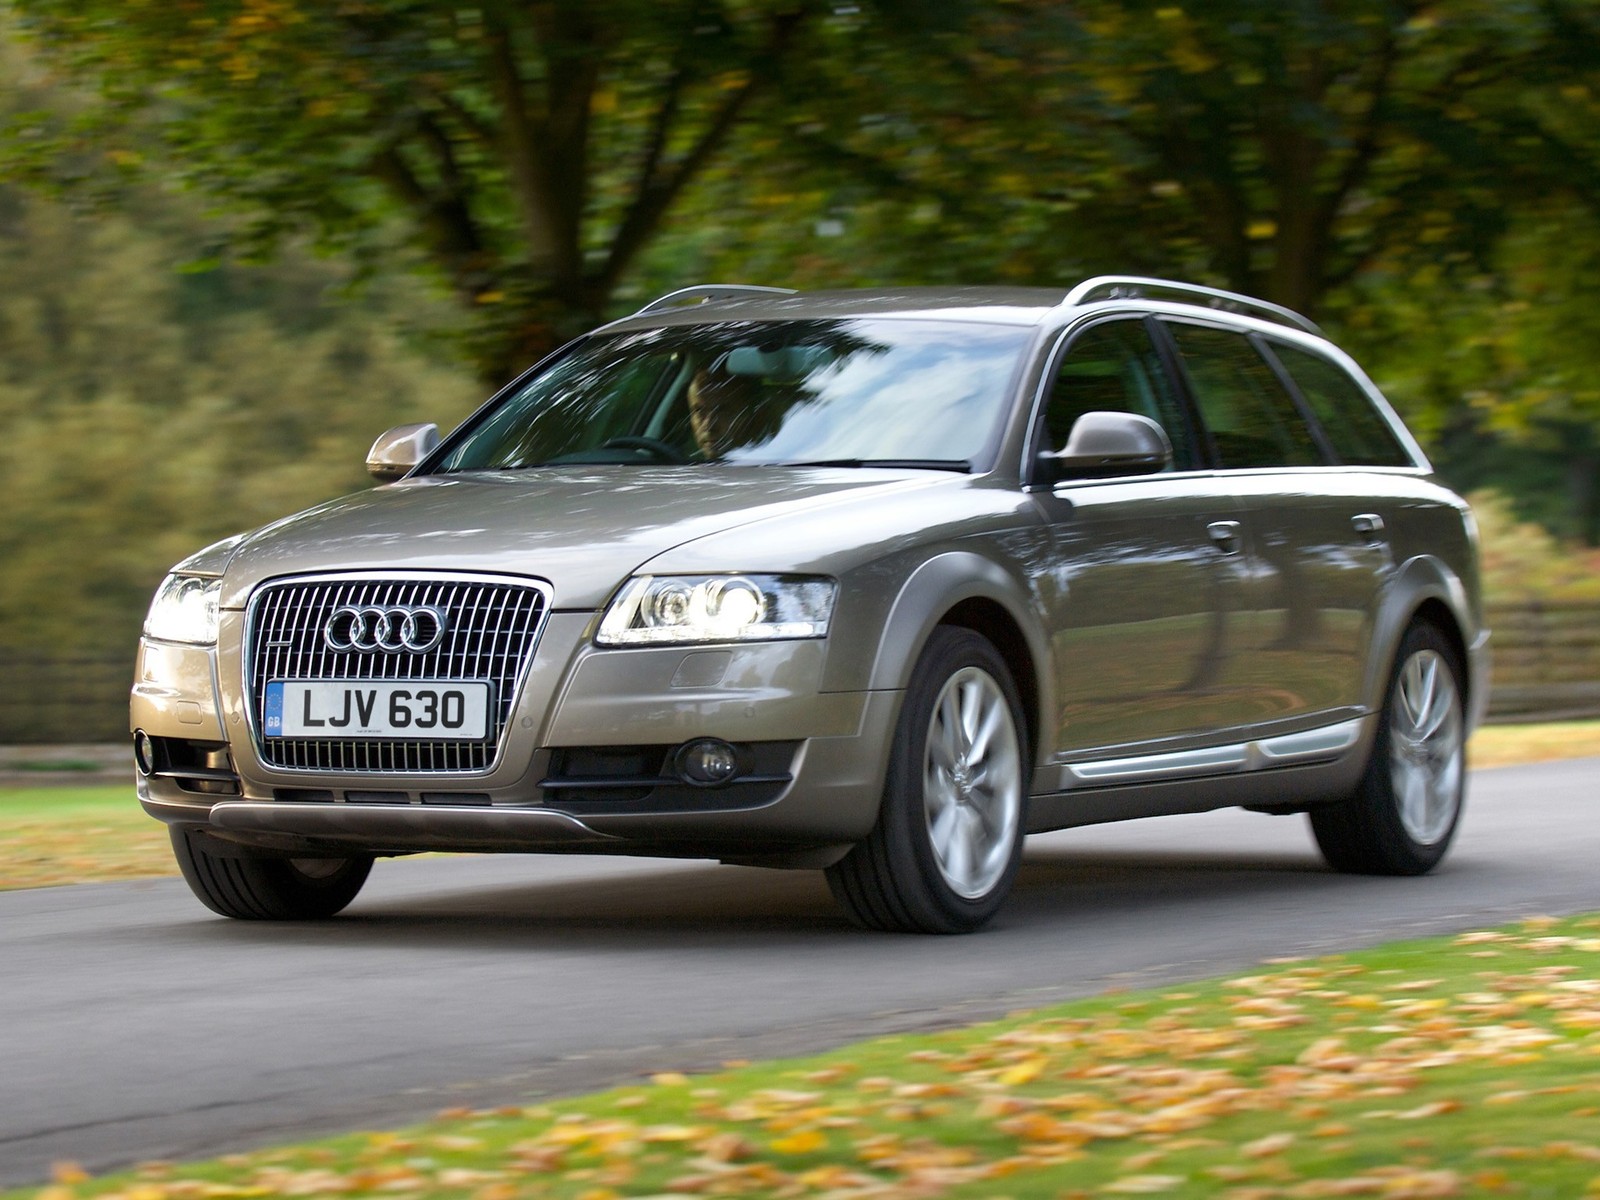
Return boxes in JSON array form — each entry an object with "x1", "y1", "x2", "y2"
[{"x1": 1159, "y1": 320, "x2": 1397, "y2": 728}]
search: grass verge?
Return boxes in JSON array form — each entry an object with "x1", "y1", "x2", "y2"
[
  {"x1": 1470, "y1": 719, "x2": 1600, "y2": 769},
  {"x1": 0, "y1": 785, "x2": 171, "y2": 891},
  {"x1": 16, "y1": 914, "x2": 1600, "y2": 1199}
]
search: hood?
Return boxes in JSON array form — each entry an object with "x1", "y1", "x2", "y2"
[{"x1": 215, "y1": 468, "x2": 949, "y2": 610}]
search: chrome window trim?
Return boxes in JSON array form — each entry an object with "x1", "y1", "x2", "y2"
[
  {"x1": 1020, "y1": 310, "x2": 1203, "y2": 486},
  {"x1": 1152, "y1": 312, "x2": 1429, "y2": 472},
  {"x1": 241, "y1": 570, "x2": 554, "y2": 777}
]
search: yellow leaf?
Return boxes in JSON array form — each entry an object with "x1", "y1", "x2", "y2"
[
  {"x1": 1104, "y1": 1174, "x2": 1185, "y2": 1193},
  {"x1": 998, "y1": 1056, "x2": 1048, "y2": 1086},
  {"x1": 641, "y1": 1124, "x2": 704, "y2": 1143},
  {"x1": 1396, "y1": 1100, "x2": 1462, "y2": 1119},
  {"x1": 651, "y1": 1072, "x2": 690, "y2": 1087},
  {"x1": 697, "y1": 1132, "x2": 756, "y2": 1163},
  {"x1": 770, "y1": 1129, "x2": 826, "y2": 1155},
  {"x1": 51, "y1": 1163, "x2": 91, "y2": 1186},
  {"x1": 1242, "y1": 1132, "x2": 1294, "y2": 1157}
]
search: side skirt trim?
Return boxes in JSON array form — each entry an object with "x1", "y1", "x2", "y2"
[{"x1": 1058, "y1": 718, "x2": 1365, "y2": 790}]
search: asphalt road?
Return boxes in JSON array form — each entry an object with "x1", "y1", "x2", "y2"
[{"x1": 3, "y1": 756, "x2": 1596, "y2": 1186}]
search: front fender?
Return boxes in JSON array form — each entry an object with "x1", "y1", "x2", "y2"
[{"x1": 863, "y1": 551, "x2": 1054, "y2": 737}]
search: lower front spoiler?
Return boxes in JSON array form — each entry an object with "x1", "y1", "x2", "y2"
[
  {"x1": 143, "y1": 797, "x2": 853, "y2": 867},
  {"x1": 148, "y1": 797, "x2": 621, "y2": 854}
]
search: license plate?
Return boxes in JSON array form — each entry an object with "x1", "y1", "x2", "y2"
[{"x1": 264, "y1": 681, "x2": 492, "y2": 740}]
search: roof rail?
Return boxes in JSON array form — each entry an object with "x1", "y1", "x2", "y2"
[
  {"x1": 1062, "y1": 276, "x2": 1323, "y2": 337},
  {"x1": 632, "y1": 284, "x2": 797, "y2": 317}
]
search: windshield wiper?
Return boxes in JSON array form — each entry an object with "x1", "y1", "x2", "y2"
[{"x1": 775, "y1": 458, "x2": 972, "y2": 473}]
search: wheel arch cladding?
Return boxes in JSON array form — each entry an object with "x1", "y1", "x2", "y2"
[
  {"x1": 939, "y1": 597, "x2": 1040, "y2": 771},
  {"x1": 866, "y1": 551, "x2": 1050, "y2": 758},
  {"x1": 1365, "y1": 555, "x2": 1479, "y2": 719}
]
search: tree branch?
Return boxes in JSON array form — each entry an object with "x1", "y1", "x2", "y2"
[
  {"x1": 366, "y1": 139, "x2": 492, "y2": 303},
  {"x1": 481, "y1": 9, "x2": 559, "y2": 273},
  {"x1": 597, "y1": 8, "x2": 810, "y2": 293}
]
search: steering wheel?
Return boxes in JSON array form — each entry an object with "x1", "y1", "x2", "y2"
[{"x1": 600, "y1": 436, "x2": 689, "y2": 464}]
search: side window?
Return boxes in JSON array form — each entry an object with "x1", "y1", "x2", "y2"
[
  {"x1": 1045, "y1": 319, "x2": 1197, "y2": 470},
  {"x1": 1167, "y1": 323, "x2": 1325, "y2": 469},
  {"x1": 1268, "y1": 342, "x2": 1414, "y2": 467}
]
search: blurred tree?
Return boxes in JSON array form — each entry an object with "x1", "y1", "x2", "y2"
[
  {"x1": 680, "y1": 0, "x2": 1600, "y2": 320},
  {"x1": 0, "y1": 175, "x2": 482, "y2": 658},
  {"x1": 1349, "y1": 200, "x2": 1600, "y2": 545},
  {"x1": 3, "y1": 0, "x2": 871, "y2": 382},
  {"x1": 649, "y1": 0, "x2": 1600, "y2": 538}
]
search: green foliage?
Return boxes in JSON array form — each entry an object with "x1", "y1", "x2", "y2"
[
  {"x1": 1341, "y1": 200, "x2": 1600, "y2": 545},
  {"x1": 652, "y1": 1, "x2": 1600, "y2": 539},
  {"x1": 0, "y1": 181, "x2": 481, "y2": 660},
  {"x1": 0, "y1": 25, "x2": 482, "y2": 661},
  {"x1": 5, "y1": 0, "x2": 1600, "y2": 649},
  {"x1": 668, "y1": 1, "x2": 1600, "y2": 312},
  {"x1": 1471, "y1": 492, "x2": 1600, "y2": 605},
  {"x1": 5, "y1": 0, "x2": 865, "y2": 381}
]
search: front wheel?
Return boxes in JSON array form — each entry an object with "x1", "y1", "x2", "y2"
[
  {"x1": 826, "y1": 627, "x2": 1029, "y2": 933},
  {"x1": 170, "y1": 828, "x2": 373, "y2": 919},
  {"x1": 1310, "y1": 621, "x2": 1466, "y2": 875}
]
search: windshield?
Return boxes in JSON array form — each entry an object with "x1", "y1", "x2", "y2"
[{"x1": 432, "y1": 319, "x2": 1031, "y2": 473}]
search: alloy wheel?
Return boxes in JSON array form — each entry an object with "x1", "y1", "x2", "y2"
[
  {"x1": 923, "y1": 666, "x2": 1023, "y2": 899},
  {"x1": 1388, "y1": 648, "x2": 1464, "y2": 846}
]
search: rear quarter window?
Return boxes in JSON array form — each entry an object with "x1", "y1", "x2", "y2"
[{"x1": 1267, "y1": 342, "x2": 1415, "y2": 468}]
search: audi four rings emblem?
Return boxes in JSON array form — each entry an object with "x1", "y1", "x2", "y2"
[{"x1": 324, "y1": 605, "x2": 449, "y2": 654}]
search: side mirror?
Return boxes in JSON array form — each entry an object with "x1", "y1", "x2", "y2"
[
  {"x1": 366, "y1": 423, "x2": 440, "y2": 482},
  {"x1": 1037, "y1": 411, "x2": 1172, "y2": 484}
]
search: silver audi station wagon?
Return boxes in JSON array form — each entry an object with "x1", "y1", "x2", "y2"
[{"x1": 133, "y1": 278, "x2": 1487, "y2": 933}]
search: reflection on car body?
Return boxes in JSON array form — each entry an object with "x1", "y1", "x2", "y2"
[{"x1": 133, "y1": 278, "x2": 1487, "y2": 932}]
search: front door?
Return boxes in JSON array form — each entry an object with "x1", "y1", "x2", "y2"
[{"x1": 1029, "y1": 317, "x2": 1255, "y2": 757}]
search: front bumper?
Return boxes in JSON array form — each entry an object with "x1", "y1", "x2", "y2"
[{"x1": 132, "y1": 612, "x2": 901, "y2": 862}]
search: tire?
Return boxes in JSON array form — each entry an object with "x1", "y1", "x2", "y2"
[
  {"x1": 1310, "y1": 621, "x2": 1466, "y2": 875},
  {"x1": 170, "y1": 828, "x2": 373, "y2": 920},
  {"x1": 826, "y1": 626, "x2": 1029, "y2": 933}
]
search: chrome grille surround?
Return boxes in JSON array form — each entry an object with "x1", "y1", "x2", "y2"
[{"x1": 244, "y1": 573, "x2": 552, "y2": 774}]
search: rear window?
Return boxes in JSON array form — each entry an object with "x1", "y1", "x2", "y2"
[{"x1": 1166, "y1": 323, "x2": 1325, "y2": 469}]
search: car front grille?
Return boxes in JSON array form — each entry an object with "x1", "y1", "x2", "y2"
[{"x1": 246, "y1": 574, "x2": 550, "y2": 773}]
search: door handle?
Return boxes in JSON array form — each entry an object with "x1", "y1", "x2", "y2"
[
  {"x1": 1207, "y1": 520, "x2": 1243, "y2": 554},
  {"x1": 1351, "y1": 513, "x2": 1386, "y2": 543}
]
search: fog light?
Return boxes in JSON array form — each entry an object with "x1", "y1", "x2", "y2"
[
  {"x1": 133, "y1": 730, "x2": 156, "y2": 776},
  {"x1": 676, "y1": 739, "x2": 740, "y2": 787}
]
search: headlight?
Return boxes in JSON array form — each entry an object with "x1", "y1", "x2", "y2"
[
  {"x1": 143, "y1": 574, "x2": 222, "y2": 645},
  {"x1": 597, "y1": 575, "x2": 836, "y2": 646}
]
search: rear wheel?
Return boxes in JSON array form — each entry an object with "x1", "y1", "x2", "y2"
[
  {"x1": 826, "y1": 627, "x2": 1028, "y2": 933},
  {"x1": 1310, "y1": 621, "x2": 1466, "y2": 875},
  {"x1": 170, "y1": 828, "x2": 373, "y2": 919}
]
